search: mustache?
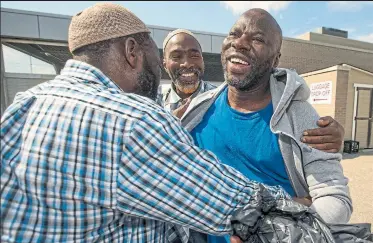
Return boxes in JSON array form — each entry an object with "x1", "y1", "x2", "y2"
[
  {"x1": 224, "y1": 49, "x2": 257, "y2": 64},
  {"x1": 175, "y1": 67, "x2": 202, "y2": 78}
]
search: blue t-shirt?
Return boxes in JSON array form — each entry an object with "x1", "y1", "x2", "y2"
[{"x1": 190, "y1": 87, "x2": 295, "y2": 243}]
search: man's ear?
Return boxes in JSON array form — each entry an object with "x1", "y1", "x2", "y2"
[
  {"x1": 163, "y1": 58, "x2": 168, "y2": 72},
  {"x1": 273, "y1": 52, "x2": 281, "y2": 68},
  {"x1": 124, "y1": 37, "x2": 141, "y2": 69}
]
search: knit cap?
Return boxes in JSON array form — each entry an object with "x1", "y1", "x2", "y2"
[
  {"x1": 162, "y1": 29, "x2": 201, "y2": 53},
  {"x1": 69, "y1": 2, "x2": 150, "y2": 53}
]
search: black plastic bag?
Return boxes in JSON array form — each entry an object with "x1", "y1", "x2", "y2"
[{"x1": 232, "y1": 190, "x2": 372, "y2": 243}]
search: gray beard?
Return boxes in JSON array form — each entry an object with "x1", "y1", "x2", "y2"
[
  {"x1": 224, "y1": 58, "x2": 273, "y2": 91},
  {"x1": 168, "y1": 67, "x2": 203, "y2": 94},
  {"x1": 173, "y1": 79, "x2": 201, "y2": 94}
]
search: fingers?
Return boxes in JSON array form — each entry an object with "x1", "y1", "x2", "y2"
[
  {"x1": 324, "y1": 117, "x2": 346, "y2": 138},
  {"x1": 172, "y1": 99, "x2": 192, "y2": 118},
  {"x1": 302, "y1": 122, "x2": 343, "y2": 152},
  {"x1": 314, "y1": 116, "x2": 345, "y2": 138},
  {"x1": 293, "y1": 197, "x2": 312, "y2": 207},
  {"x1": 230, "y1": 236, "x2": 243, "y2": 243},
  {"x1": 316, "y1": 116, "x2": 333, "y2": 127},
  {"x1": 303, "y1": 126, "x2": 335, "y2": 136},
  {"x1": 302, "y1": 116, "x2": 344, "y2": 153},
  {"x1": 179, "y1": 99, "x2": 191, "y2": 112},
  {"x1": 181, "y1": 98, "x2": 191, "y2": 105},
  {"x1": 321, "y1": 149, "x2": 340, "y2": 153},
  {"x1": 301, "y1": 135, "x2": 336, "y2": 144},
  {"x1": 307, "y1": 142, "x2": 340, "y2": 152}
]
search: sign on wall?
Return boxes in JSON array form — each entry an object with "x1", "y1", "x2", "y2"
[{"x1": 310, "y1": 81, "x2": 333, "y2": 104}]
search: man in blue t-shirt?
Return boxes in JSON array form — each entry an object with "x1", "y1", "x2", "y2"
[
  {"x1": 190, "y1": 87, "x2": 294, "y2": 243},
  {"x1": 191, "y1": 87, "x2": 295, "y2": 196},
  {"x1": 181, "y1": 8, "x2": 351, "y2": 243}
]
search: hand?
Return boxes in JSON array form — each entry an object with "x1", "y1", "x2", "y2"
[
  {"x1": 229, "y1": 198, "x2": 312, "y2": 243},
  {"x1": 172, "y1": 98, "x2": 191, "y2": 119},
  {"x1": 301, "y1": 116, "x2": 345, "y2": 153},
  {"x1": 293, "y1": 196, "x2": 312, "y2": 207},
  {"x1": 230, "y1": 236, "x2": 242, "y2": 243}
]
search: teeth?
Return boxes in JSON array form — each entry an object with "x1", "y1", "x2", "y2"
[
  {"x1": 181, "y1": 73, "x2": 195, "y2": 77},
  {"x1": 230, "y1": 58, "x2": 248, "y2": 65}
]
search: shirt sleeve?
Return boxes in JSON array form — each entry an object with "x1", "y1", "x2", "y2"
[
  {"x1": 289, "y1": 101, "x2": 352, "y2": 224},
  {"x1": 116, "y1": 110, "x2": 286, "y2": 234}
]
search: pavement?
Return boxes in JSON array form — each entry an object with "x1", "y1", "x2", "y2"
[{"x1": 341, "y1": 149, "x2": 373, "y2": 228}]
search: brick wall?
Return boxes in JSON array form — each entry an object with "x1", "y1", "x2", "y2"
[
  {"x1": 279, "y1": 39, "x2": 373, "y2": 75},
  {"x1": 334, "y1": 70, "x2": 349, "y2": 129}
]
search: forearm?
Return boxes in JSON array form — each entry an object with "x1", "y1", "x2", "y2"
[
  {"x1": 311, "y1": 196, "x2": 352, "y2": 223},
  {"x1": 304, "y1": 149, "x2": 353, "y2": 224},
  {"x1": 119, "y1": 139, "x2": 269, "y2": 234},
  {"x1": 117, "y1": 114, "x2": 288, "y2": 235},
  {"x1": 290, "y1": 102, "x2": 352, "y2": 223}
]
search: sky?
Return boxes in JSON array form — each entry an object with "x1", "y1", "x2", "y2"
[
  {"x1": 2, "y1": 1, "x2": 373, "y2": 74},
  {"x1": 1, "y1": 1, "x2": 373, "y2": 42}
]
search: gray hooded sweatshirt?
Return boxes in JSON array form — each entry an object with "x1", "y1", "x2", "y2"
[{"x1": 180, "y1": 68, "x2": 352, "y2": 224}]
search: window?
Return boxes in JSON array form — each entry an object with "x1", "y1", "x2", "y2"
[{"x1": 2, "y1": 44, "x2": 56, "y2": 75}]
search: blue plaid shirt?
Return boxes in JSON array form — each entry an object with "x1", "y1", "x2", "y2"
[{"x1": 1, "y1": 60, "x2": 287, "y2": 243}]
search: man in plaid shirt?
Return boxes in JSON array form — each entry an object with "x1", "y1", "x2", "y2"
[{"x1": 1, "y1": 3, "x2": 295, "y2": 243}]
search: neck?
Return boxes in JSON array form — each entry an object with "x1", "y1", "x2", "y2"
[
  {"x1": 74, "y1": 56, "x2": 108, "y2": 76},
  {"x1": 227, "y1": 76, "x2": 272, "y2": 113},
  {"x1": 73, "y1": 56, "x2": 130, "y2": 92}
]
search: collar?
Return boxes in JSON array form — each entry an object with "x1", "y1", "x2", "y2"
[{"x1": 60, "y1": 59, "x2": 124, "y2": 94}]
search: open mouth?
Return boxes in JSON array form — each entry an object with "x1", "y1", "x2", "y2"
[
  {"x1": 178, "y1": 72, "x2": 198, "y2": 84},
  {"x1": 227, "y1": 56, "x2": 251, "y2": 75},
  {"x1": 180, "y1": 72, "x2": 196, "y2": 77},
  {"x1": 229, "y1": 57, "x2": 249, "y2": 66}
]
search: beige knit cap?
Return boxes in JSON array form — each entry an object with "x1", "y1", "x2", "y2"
[
  {"x1": 68, "y1": 2, "x2": 150, "y2": 53},
  {"x1": 162, "y1": 29, "x2": 201, "y2": 53}
]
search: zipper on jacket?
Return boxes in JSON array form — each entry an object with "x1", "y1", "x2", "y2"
[{"x1": 275, "y1": 131, "x2": 307, "y2": 197}]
